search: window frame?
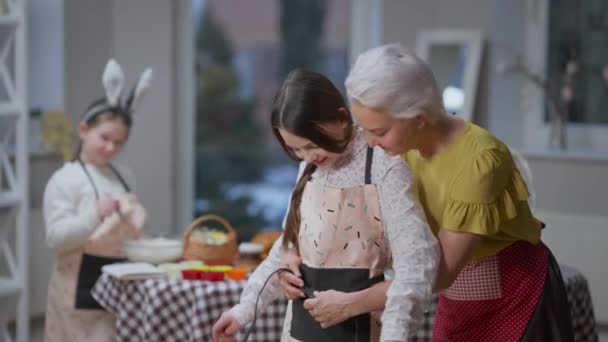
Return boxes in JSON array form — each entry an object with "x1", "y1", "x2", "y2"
[{"x1": 523, "y1": 0, "x2": 608, "y2": 152}]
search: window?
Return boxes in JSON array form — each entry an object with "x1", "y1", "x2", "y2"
[
  {"x1": 546, "y1": 0, "x2": 608, "y2": 124},
  {"x1": 193, "y1": 0, "x2": 350, "y2": 241},
  {"x1": 523, "y1": 0, "x2": 608, "y2": 152}
]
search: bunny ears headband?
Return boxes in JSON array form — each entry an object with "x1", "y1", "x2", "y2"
[{"x1": 81, "y1": 59, "x2": 153, "y2": 122}]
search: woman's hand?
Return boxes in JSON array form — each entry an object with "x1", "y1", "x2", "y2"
[
  {"x1": 96, "y1": 197, "x2": 118, "y2": 219},
  {"x1": 303, "y1": 290, "x2": 355, "y2": 328},
  {"x1": 212, "y1": 312, "x2": 241, "y2": 342},
  {"x1": 278, "y1": 249, "x2": 305, "y2": 299}
]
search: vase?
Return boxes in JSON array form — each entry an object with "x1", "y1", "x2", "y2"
[{"x1": 548, "y1": 111, "x2": 567, "y2": 150}]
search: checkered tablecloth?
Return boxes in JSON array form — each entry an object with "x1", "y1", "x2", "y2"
[
  {"x1": 92, "y1": 264, "x2": 597, "y2": 342},
  {"x1": 560, "y1": 265, "x2": 598, "y2": 342},
  {"x1": 92, "y1": 274, "x2": 286, "y2": 341}
]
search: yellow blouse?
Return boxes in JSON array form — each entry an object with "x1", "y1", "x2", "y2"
[{"x1": 404, "y1": 123, "x2": 543, "y2": 260}]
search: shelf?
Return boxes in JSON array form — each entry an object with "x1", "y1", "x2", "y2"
[
  {"x1": 0, "y1": 16, "x2": 19, "y2": 27},
  {"x1": 0, "y1": 191, "x2": 20, "y2": 207},
  {"x1": 0, "y1": 103, "x2": 20, "y2": 116},
  {"x1": 0, "y1": 1, "x2": 28, "y2": 340},
  {"x1": 0, "y1": 277, "x2": 21, "y2": 297},
  {"x1": 521, "y1": 148, "x2": 608, "y2": 163}
]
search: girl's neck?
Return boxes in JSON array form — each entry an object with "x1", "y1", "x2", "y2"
[
  {"x1": 78, "y1": 153, "x2": 109, "y2": 168},
  {"x1": 332, "y1": 126, "x2": 360, "y2": 168}
]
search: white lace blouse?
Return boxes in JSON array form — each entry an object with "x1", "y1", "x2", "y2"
[{"x1": 230, "y1": 128, "x2": 439, "y2": 341}]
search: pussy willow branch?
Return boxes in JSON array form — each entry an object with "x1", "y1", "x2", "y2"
[{"x1": 509, "y1": 64, "x2": 568, "y2": 122}]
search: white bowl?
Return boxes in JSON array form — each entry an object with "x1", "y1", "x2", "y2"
[
  {"x1": 238, "y1": 242, "x2": 264, "y2": 255},
  {"x1": 123, "y1": 238, "x2": 183, "y2": 264}
]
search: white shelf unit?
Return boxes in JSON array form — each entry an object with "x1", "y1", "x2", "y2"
[{"x1": 0, "y1": 0, "x2": 29, "y2": 341}]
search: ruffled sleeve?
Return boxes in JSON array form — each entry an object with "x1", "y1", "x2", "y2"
[{"x1": 442, "y1": 147, "x2": 531, "y2": 236}]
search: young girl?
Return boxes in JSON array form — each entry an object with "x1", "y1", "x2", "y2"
[
  {"x1": 43, "y1": 59, "x2": 152, "y2": 341},
  {"x1": 212, "y1": 69, "x2": 439, "y2": 342}
]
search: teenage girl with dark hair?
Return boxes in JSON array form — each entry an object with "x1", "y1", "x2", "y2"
[{"x1": 213, "y1": 69, "x2": 439, "y2": 342}]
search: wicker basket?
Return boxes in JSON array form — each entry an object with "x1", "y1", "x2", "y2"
[{"x1": 182, "y1": 214, "x2": 238, "y2": 265}]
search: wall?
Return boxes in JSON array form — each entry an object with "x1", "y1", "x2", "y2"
[
  {"x1": 63, "y1": 0, "x2": 111, "y2": 124},
  {"x1": 22, "y1": 0, "x2": 192, "y2": 318},
  {"x1": 109, "y1": 0, "x2": 176, "y2": 235},
  {"x1": 528, "y1": 156, "x2": 608, "y2": 322},
  {"x1": 378, "y1": 0, "x2": 608, "y2": 323},
  {"x1": 486, "y1": 0, "x2": 527, "y2": 145},
  {"x1": 64, "y1": 0, "x2": 179, "y2": 236},
  {"x1": 528, "y1": 156, "x2": 608, "y2": 216},
  {"x1": 506, "y1": 157, "x2": 608, "y2": 320},
  {"x1": 28, "y1": 0, "x2": 63, "y2": 111},
  {"x1": 381, "y1": 0, "x2": 492, "y2": 127}
]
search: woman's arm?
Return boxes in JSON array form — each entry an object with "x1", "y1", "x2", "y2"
[
  {"x1": 320, "y1": 229, "x2": 481, "y2": 324},
  {"x1": 434, "y1": 229, "x2": 482, "y2": 291},
  {"x1": 335, "y1": 229, "x2": 482, "y2": 313}
]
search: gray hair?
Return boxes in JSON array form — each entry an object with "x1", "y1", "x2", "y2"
[{"x1": 345, "y1": 43, "x2": 445, "y2": 120}]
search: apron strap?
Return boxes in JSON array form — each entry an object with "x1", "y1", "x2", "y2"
[
  {"x1": 365, "y1": 146, "x2": 374, "y2": 184},
  {"x1": 78, "y1": 159, "x2": 131, "y2": 199},
  {"x1": 108, "y1": 164, "x2": 132, "y2": 192}
]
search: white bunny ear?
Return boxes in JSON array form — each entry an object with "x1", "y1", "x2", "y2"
[
  {"x1": 125, "y1": 68, "x2": 153, "y2": 113},
  {"x1": 102, "y1": 59, "x2": 125, "y2": 107}
]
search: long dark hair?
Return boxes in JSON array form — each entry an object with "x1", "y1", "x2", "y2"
[
  {"x1": 72, "y1": 98, "x2": 133, "y2": 161},
  {"x1": 271, "y1": 69, "x2": 353, "y2": 252}
]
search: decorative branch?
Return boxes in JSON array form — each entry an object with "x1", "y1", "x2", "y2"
[{"x1": 497, "y1": 57, "x2": 608, "y2": 149}]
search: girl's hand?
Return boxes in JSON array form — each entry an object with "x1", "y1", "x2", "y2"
[
  {"x1": 125, "y1": 192, "x2": 138, "y2": 202},
  {"x1": 96, "y1": 197, "x2": 118, "y2": 218},
  {"x1": 303, "y1": 290, "x2": 355, "y2": 328},
  {"x1": 278, "y1": 249, "x2": 305, "y2": 299},
  {"x1": 212, "y1": 312, "x2": 241, "y2": 342},
  {"x1": 117, "y1": 194, "x2": 133, "y2": 216},
  {"x1": 118, "y1": 193, "x2": 147, "y2": 238}
]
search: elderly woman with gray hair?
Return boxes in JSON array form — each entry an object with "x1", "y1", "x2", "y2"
[{"x1": 279, "y1": 44, "x2": 574, "y2": 341}]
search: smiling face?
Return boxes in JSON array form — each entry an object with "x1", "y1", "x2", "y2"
[
  {"x1": 278, "y1": 123, "x2": 346, "y2": 169},
  {"x1": 351, "y1": 102, "x2": 423, "y2": 155},
  {"x1": 78, "y1": 116, "x2": 130, "y2": 166},
  {"x1": 270, "y1": 69, "x2": 354, "y2": 167}
]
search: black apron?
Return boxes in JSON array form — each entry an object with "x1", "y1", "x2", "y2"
[
  {"x1": 74, "y1": 160, "x2": 130, "y2": 310},
  {"x1": 291, "y1": 265, "x2": 385, "y2": 341}
]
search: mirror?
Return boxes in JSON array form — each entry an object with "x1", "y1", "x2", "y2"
[{"x1": 416, "y1": 29, "x2": 483, "y2": 121}]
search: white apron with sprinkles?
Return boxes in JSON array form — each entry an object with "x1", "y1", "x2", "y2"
[{"x1": 282, "y1": 147, "x2": 389, "y2": 342}]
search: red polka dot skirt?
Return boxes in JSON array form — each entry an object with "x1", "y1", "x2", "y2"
[{"x1": 433, "y1": 241, "x2": 549, "y2": 342}]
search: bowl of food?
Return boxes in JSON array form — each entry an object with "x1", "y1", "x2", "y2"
[
  {"x1": 123, "y1": 237, "x2": 183, "y2": 264},
  {"x1": 251, "y1": 231, "x2": 282, "y2": 258}
]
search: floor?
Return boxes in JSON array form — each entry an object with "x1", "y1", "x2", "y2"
[
  {"x1": 31, "y1": 318, "x2": 44, "y2": 342},
  {"x1": 7, "y1": 318, "x2": 44, "y2": 342}
]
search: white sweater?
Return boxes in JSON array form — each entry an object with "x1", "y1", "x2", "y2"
[
  {"x1": 43, "y1": 161, "x2": 135, "y2": 254},
  {"x1": 230, "y1": 129, "x2": 440, "y2": 341}
]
